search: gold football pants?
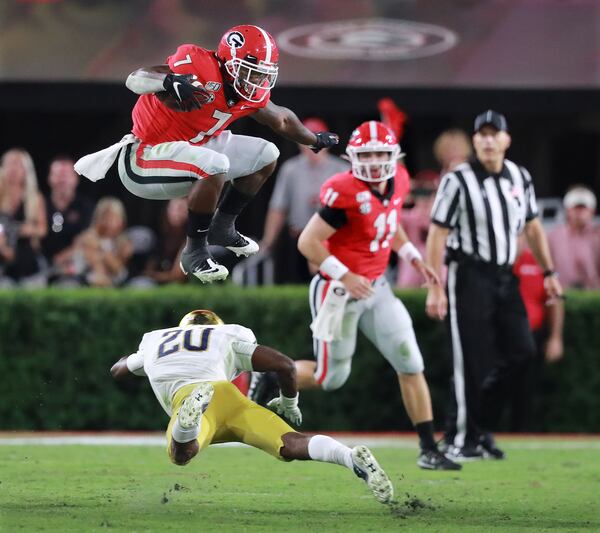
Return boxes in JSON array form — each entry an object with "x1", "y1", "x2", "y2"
[{"x1": 167, "y1": 381, "x2": 295, "y2": 462}]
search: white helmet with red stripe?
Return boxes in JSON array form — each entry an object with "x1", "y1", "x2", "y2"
[
  {"x1": 217, "y1": 25, "x2": 279, "y2": 103},
  {"x1": 346, "y1": 121, "x2": 402, "y2": 182}
]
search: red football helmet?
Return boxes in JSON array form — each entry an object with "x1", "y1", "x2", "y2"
[
  {"x1": 216, "y1": 25, "x2": 279, "y2": 103},
  {"x1": 345, "y1": 121, "x2": 402, "y2": 182}
]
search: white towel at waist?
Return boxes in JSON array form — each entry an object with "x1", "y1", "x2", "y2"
[
  {"x1": 310, "y1": 280, "x2": 349, "y2": 342},
  {"x1": 74, "y1": 134, "x2": 136, "y2": 182}
]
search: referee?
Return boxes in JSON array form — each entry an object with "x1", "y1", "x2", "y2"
[{"x1": 424, "y1": 110, "x2": 563, "y2": 460}]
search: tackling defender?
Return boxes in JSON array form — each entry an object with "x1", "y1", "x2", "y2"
[
  {"x1": 76, "y1": 25, "x2": 338, "y2": 283},
  {"x1": 110, "y1": 309, "x2": 394, "y2": 505},
  {"x1": 251, "y1": 121, "x2": 460, "y2": 471}
]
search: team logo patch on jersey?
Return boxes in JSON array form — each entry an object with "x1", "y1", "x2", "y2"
[
  {"x1": 205, "y1": 81, "x2": 221, "y2": 91},
  {"x1": 226, "y1": 31, "x2": 245, "y2": 48},
  {"x1": 359, "y1": 202, "x2": 371, "y2": 214},
  {"x1": 356, "y1": 191, "x2": 371, "y2": 202}
]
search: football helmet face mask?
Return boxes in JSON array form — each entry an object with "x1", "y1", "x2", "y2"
[
  {"x1": 346, "y1": 121, "x2": 401, "y2": 183},
  {"x1": 217, "y1": 25, "x2": 279, "y2": 103},
  {"x1": 179, "y1": 309, "x2": 224, "y2": 327}
]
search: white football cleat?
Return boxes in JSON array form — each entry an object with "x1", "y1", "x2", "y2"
[
  {"x1": 224, "y1": 233, "x2": 259, "y2": 257},
  {"x1": 179, "y1": 257, "x2": 229, "y2": 283},
  {"x1": 351, "y1": 445, "x2": 394, "y2": 504},
  {"x1": 177, "y1": 383, "x2": 214, "y2": 430}
]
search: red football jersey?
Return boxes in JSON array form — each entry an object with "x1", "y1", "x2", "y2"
[
  {"x1": 320, "y1": 166, "x2": 411, "y2": 281},
  {"x1": 513, "y1": 249, "x2": 546, "y2": 331},
  {"x1": 131, "y1": 44, "x2": 269, "y2": 145}
]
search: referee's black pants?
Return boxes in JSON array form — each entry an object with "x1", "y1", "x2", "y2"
[{"x1": 444, "y1": 259, "x2": 536, "y2": 449}]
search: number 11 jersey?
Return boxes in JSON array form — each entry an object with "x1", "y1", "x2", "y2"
[{"x1": 319, "y1": 167, "x2": 410, "y2": 281}]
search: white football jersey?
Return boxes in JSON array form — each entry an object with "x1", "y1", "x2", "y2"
[{"x1": 126, "y1": 324, "x2": 256, "y2": 415}]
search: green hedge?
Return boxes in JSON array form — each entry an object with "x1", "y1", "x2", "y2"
[{"x1": 0, "y1": 286, "x2": 598, "y2": 432}]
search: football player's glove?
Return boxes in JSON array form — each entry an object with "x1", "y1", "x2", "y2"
[
  {"x1": 267, "y1": 393, "x2": 302, "y2": 426},
  {"x1": 162, "y1": 73, "x2": 211, "y2": 112},
  {"x1": 311, "y1": 131, "x2": 339, "y2": 153}
]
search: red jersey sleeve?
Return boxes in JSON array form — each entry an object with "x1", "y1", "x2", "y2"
[
  {"x1": 319, "y1": 172, "x2": 357, "y2": 210},
  {"x1": 166, "y1": 44, "x2": 208, "y2": 75}
]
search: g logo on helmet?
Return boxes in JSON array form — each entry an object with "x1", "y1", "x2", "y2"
[{"x1": 226, "y1": 31, "x2": 245, "y2": 49}]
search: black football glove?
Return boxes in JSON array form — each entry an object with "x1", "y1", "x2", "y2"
[
  {"x1": 311, "y1": 131, "x2": 339, "y2": 153},
  {"x1": 162, "y1": 73, "x2": 211, "y2": 112}
]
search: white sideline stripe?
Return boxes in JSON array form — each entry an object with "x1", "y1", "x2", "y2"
[{"x1": 0, "y1": 434, "x2": 599, "y2": 450}]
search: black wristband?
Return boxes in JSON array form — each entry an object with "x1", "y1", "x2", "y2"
[{"x1": 543, "y1": 269, "x2": 557, "y2": 278}]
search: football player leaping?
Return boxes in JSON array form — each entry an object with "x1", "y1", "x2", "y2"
[
  {"x1": 250, "y1": 122, "x2": 461, "y2": 471},
  {"x1": 110, "y1": 309, "x2": 393, "y2": 505},
  {"x1": 75, "y1": 25, "x2": 338, "y2": 283}
]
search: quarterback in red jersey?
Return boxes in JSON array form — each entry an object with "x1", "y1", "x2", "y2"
[
  {"x1": 74, "y1": 25, "x2": 338, "y2": 282},
  {"x1": 250, "y1": 121, "x2": 460, "y2": 471}
]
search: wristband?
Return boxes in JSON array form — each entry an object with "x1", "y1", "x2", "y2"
[
  {"x1": 398, "y1": 242, "x2": 423, "y2": 263},
  {"x1": 543, "y1": 270, "x2": 558, "y2": 278},
  {"x1": 320, "y1": 255, "x2": 349, "y2": 280}
]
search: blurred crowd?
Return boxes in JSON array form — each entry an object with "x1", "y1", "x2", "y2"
[{"x1": 1, "y1": 124, "x2": 599, "y2": 292}]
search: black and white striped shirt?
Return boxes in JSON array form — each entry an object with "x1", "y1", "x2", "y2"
[{"x1": 431, "y1": 157, "x2": 538, "y2": 266}]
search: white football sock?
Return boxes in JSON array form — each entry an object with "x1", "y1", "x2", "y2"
[
  {"x1": 308, "y1": 435, "x2": 354, "y2": 470},
  {"x1": 171, "y1": 419, "x2": 200, "y2": 444}
]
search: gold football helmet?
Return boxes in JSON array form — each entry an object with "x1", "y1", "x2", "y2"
[{"x1": 179, "y1": 309, "x2": 224, "y2": 327}]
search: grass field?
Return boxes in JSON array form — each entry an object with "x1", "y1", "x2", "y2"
[{"x1": 1, "y1": 435, "x2": 599, "y2": 532}]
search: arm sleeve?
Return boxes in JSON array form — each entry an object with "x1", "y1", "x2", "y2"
[
  {"x1": 126, "y1": 352, "x2": 146, "y2": 376},
  {"x1": 521, "y1": 166, "x2": 539, "y2": 221},
  {"x1": 318, "y1": 206, "x2": 347, "y2": 229},
  {"x1": 430, "y1": 172, "x2": 462, "y2": 228},
  {"x1": 231, "y1": 341, "x2": 257, "y2": 371},
  {"x1": 223, "y1": 325, "x2": 257, "y2": 372}
]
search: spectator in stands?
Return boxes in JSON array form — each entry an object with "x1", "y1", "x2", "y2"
[
  {"x1": 0, "y1": 148, "x2": 47, "y2": 286},
  {"x1": 260, "y1": 118, "x2": 348, "y2": 283},
  {"x1": 396, "y1": 170, "x2": 440, "y2": 288},
  {"x1": 433, "y1": 128, "x2": 472, "y2": 175},
  {"x1": 141, "y1": 197, "x2": 187, "y2": 285},
  {"x1": 71, "y1": 197, "x2": 132, "y2": 287},
  {"x1": 547, "y1": 185, "x2": 600, "y2": 289},
  {"x1": 511, "y1": 236, "x2": 564, "y2": 430},
  {"x1": 42, "y1": 155, "x2": 94, "y2": 282},
  {"x1": 0, "y1": 214, "x2": 17, "y2": 286}
]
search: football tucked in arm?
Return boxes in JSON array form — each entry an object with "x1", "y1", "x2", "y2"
[
  {"x1": 158, "y1": 72, "x2": 213, "y2": 112},
  {"x1": 156, "y1": 91, "x2": 185, "y2": 111}
]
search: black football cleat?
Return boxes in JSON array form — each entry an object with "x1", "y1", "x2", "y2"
[
  {"x1": 208, "y1": 226, "x2": 259, "y2": 257},
  {"x1": 479, "y1": 433, "x2": 506, "y2": 460},
  {"x1": 180, "y1": 246, "x2": 228, "y2": 283},
  {"x1": 446, "y1": 445, "x2": 485, "y2": 462},
  {"x1": 418, "y1": 449, "x2": 462, "y2": 471},
  {"x1": 247, "y1": 371, "x2": 280, "y2": 406}
]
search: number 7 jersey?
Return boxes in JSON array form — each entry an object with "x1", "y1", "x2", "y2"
[
  {"x1": 126, "y1": 324, "x2": 256, "y2": 415},
  {"x1": 320, "y1": 166, "x2": 410, "y2": 281},
  {"x1": 131, "y1": 44, "x2": 269, "y2": 145}
]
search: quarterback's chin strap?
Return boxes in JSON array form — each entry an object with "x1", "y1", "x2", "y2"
[{"x1": 310, "y1": 279, "x2": 349, "y2": 342}]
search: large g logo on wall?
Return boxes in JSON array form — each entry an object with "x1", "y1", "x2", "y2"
[{"x1": 278, "y1": 18, "x2": 457, "y2": 60}]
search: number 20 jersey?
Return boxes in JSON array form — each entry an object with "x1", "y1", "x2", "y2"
[
  {"x1": 131, "y1": 44, "x2": 269, "y2": 145},
  {"x1": 128, "y1": 324, "x2": 256, "y2": 415},
  {"x1": 320, "y1": 166, "x2": 410, "y2": 281}
]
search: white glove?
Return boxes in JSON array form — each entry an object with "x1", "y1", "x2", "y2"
[{"x1": 267, "y1": 393, "x2": 302, "y2": 426}]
